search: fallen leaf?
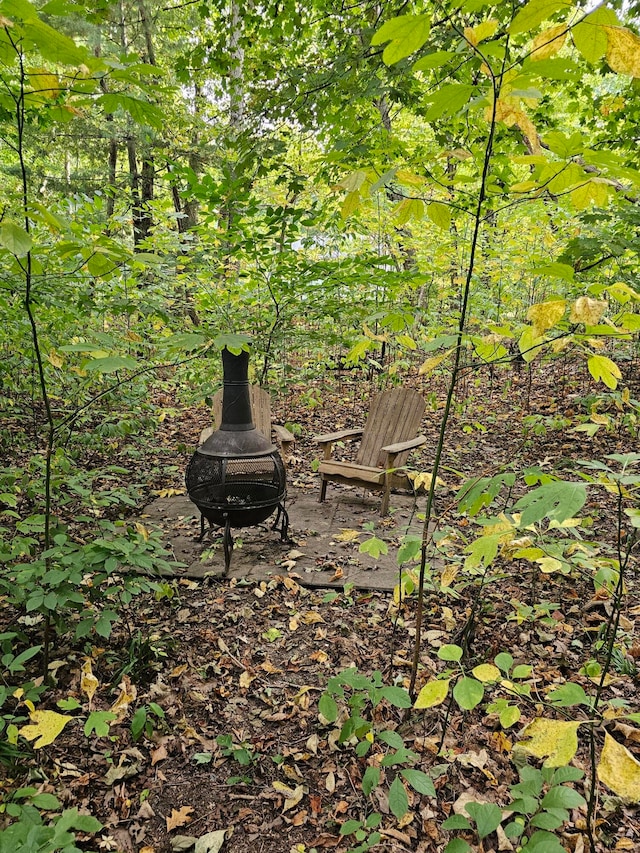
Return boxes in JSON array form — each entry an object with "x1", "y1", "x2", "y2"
[
  {"x1": 330, "y1": 567, "x2": 344, "y2": 582},
  {"x1": 518, "y1": 718, "x2": 581, "y2": 766},
  {"x1": 170, "y1": 664, "x2": 189, "y2": 678},
  {"x1": 170, "y1": 836, "x2": 197, "y2": 852},
  {"x1": 334, "y1": 529, "x2": 360, "y2": 543},
  {"x1": 111, "y1": 676, "x2": 137, "y2": 720},
  {"x1": 598, "y1": 733, "x2": 640, "y2": 801},
  {"x1": 81, "y1": 659, "x2": 99, "y2": 709},
  {"x1": 239, "y1": 670, "x2": 255, "y2": 688},
  {"x1": 166, "y1": 806, "x2": 195, "y2": 832},
  {"x1": 19, "y1": 707, "x2": 73, "y2": 749},
  {"x1": 151, "y1": 744, "x2": 168, "y2": 766},
  {"x1": 195, "y1": 828, "x2": 227, "y2": 853}
]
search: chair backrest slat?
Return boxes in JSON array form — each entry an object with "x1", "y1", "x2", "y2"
[
  {"x1": 212, "y1": 385, "x2": 272, "y2": 438},
  {"x1": 356, "y1": 388, "x2": 425, "y2": 469}
]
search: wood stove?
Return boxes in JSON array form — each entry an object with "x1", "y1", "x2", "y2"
[{"x1": 185, "y1": 348, "x2": 289, "y2": 570}]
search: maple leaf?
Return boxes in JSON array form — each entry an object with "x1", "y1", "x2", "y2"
[
  {"x1": 19, "y1": 705, "x2": 74, "y2": 748},
  {"x1": 166, "y1": 805, "x2": 194, "y2": 831}
]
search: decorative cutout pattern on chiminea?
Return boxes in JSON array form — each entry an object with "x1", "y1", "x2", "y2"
[{"x1": 185, "y1": 348, "x2": 289, "y2": 570}]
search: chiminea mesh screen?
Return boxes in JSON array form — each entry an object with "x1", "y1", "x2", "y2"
[{"x1": 185, "y1": 450, "x2": 286, "y2": 528}]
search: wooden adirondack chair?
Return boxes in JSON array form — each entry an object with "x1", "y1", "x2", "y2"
[
  {"x1": 199, "y1": 385, "x2": 295, "y2": 460},
  {"x1": 313, "y1": 387, "x2": 427, "y2": 515}
]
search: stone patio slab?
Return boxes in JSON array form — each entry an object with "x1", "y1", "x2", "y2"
[{"x1": 139, "y1": 486, "x2": 429, "y2": 591}]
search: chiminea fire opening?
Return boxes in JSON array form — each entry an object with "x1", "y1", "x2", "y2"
[{"x1": 185, "y1": 347, "x2": 289, "y2": 571}]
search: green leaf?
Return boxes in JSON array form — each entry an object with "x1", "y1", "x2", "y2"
[
  {"x1": 513, "y1": 481, "x2": 587, "y2": 527},
  {"x1": 31, "y1": 792, "x2": 61, "y2": 809},
  {"x1": 547, "y1": 683, "x2": 590, "y2": 707},
  {"x1": 401, "y1": 768, "x2": 436, "y2": 797},
  {"x1": 413, "y1": 50, "x2": 456, "y2": 71},
  {"x1": 442, "y1": 815, "x2": 473, "y2": 829},
  {"x1": 371, "y1": 14, "x2": 432, "y2": 65},
  {"x1": 524, "y1": 829, "x2": 568, "y2": 852},
  {"x1": 465, "y1": 801, "x2": 503, "y2": 839},
  {"x1": 427, "y1": 201, "x2": 452, "y2": 229},
  {"x1": 425, "y1": 84, "x2": 475, "y2": 121},
  {"x1": 160, "y1": 332, "x2": 207, "y2": 352},
  {"x1": 453, "y1": 677, "x2": 484, "y2": 711},
  {"x1": 83, "y1": 355, "x2": 138, "y2": 374},
  {"x1": 444, "y1": 840, "x2": 472, "y2": 853},
  {"x1": 96, "y1": 93, "x2": 165, "y2": 128},
  {"x1": 398, "y1": 536, "x2": 421, "y2": 565},
  {"x1": 509, "y1": 0, "x2": 570, "y2": 36},
  {"x1": 540, "y1": 786, "x2": 586, "y2": 809},
  {"x1": 0, "y1": 222, "x2": 32, "y2": 257},
  {"x1": 495, "y1": 652, "x2": 514, "y2": 673},
  {"x1": 84, "y1": 711, "x2": 117, "y2": 737},
  {"x1": 362, "y1": 765, "x2": 381, "y2": 796},
  {"x1": 318, "y1": 693, "x2": 338, "y2": 723},
  {"x1": 359, "y1": 536, "x2": 388, "y2": 558},
  {"x1": 380, "y1": 686, "x2": 412, "y2": 708},
  {"x1": 438, "y1": 644, "x2": 463, "y2": 662},
  {"x1": 388, "y1": 775, "x2": 409, "y2": 820},
  {"x1": 340, "y1": 819, "x2": 363, "y2": 835}
]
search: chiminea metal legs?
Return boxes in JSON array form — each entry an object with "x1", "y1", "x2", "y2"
[{"x1": 198, "y1": 503, "x2": 291, "y2": 572}]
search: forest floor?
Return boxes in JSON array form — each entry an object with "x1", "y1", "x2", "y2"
[{"x1": 2, "y1": 359, "x2": 640, "y2": 853}]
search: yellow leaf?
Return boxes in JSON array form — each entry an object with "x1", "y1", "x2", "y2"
[
  {"x1": 536, "y1": 556, "x2": 564, "y2": 574},
  {"x1": 570, "y1": 296, "x2": 607, "y2": 325},
  {"x1": 530, "y1": 24, "x2": 567, "y2": 60},
  {"x1": 464, "y1": 19, "x2": 499, "y2": 46},
  {"x1": 418, "y1": 350, "x2": 452, "y2": 376},
  {"x1": 414, "y1": 678, "x2": 451, "y2": 709},
  {"x1": 110, "y1": 675, "x2": 137, "y2": 720},
  {"x1": 341, "y1": 190, "x2": 361, "y2": 220},
  {"x1": 47, "y1": 350, "x2": 64, "y2": 368},
  {"x1": 134, "y1": 521, "x2": 149, "y2": 541},
  {"x1": 571, "y1": 179, "x2": 610, "y2": 210},
  {"x1": 19, "y1": 709, "x2": 73, "y2": 749},
  {"x1": 472, "y1": 663, "x2": 501, "y2": 683},
  {"x1": 518, "y1": 718, "x2": 581, "y2": 766},
  {"x1": 394, "y1": 197, "x2": 424, "y2": 226},
  {"x1": 588, "y1": 355, "x2": 622, "y2": 390},
  {"x1": 440, "y1": 563, "x2": 460, "y2": 588},
  {"x1": 337, "y1": 170, "x2": 369, "y2": 192},
  {"x1": 527, "y1": 299, "x2": 566, "y2": 335},
  {"x1": 396, "y1": 170, "x2": 425, "y2": 187},
  {"x1": 81, "y1": 659, "x2": 99, "y2": 709},
  {"x1": 598, "y1": 733, "x2": 640, "y2": 801},
  {"x1": 604, "y1": 26, "x2": 640, "y2": 77},
  {"x1": 335, "y1": 529, "x2": 361, "y2": 543},
  {"x1": 519, "y1": 325, "x2": 545, "y2": 363}
]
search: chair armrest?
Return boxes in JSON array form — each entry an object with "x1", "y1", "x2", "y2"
[
  {"x1": 381, "y1": 435, "x2": 427, "y2": 456},
  {"x1": 273, "y1": 424, "x2": 295, "y2": 444},
  {"x1": 313, "y1": 428, "x2": 363, "y2": 444}
]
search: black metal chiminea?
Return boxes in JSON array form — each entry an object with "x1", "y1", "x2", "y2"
[{"x1": 185, "y1": 348, "x2": 289, "y2": 570}]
